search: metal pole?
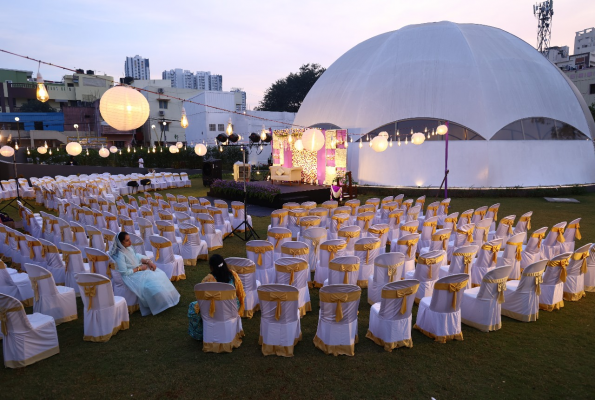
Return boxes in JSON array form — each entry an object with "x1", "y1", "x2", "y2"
[{"x1": 445, "y1": 121, "x2": 449, "y2": 199}]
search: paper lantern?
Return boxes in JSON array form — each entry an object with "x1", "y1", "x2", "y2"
[
  {"x1": 99, "y1": 147, "x2": 110, "y2": 158},
  {"x1": 99, "y1": 86, "x2": 150, "y2": 131},
  {"x1": 371, "y1": 136, "x2": 388, "y2": 152},
  {"x1": 37, "y1": 146, "x2": 47, "y2": 154},
  {"x1": 169, "y1": 145, "x2": 178, "y2": 153},
  {"x1": 378, "y1": 131, "x2": 389, "y2": 139},
  {"x1": 411, "y1": 132, "x2": 426, "y2": 145},
  {"x1": 294, "y1": 139, "x2": 304, "y2": 151},
  {"x1": 194, "y1": 143, "x2": 207, "y2": 156},
  {"x1": 436, "y1": 124, "x2": 448, "y2": 135},
  {"x1": 302, "y1": 128, "x2": 325, "y2": 152},
  {"x1": 66, "y1": 142, "x2": 82, "y2": 156},
  {"x1": 109, "y1": 146, "x2": 118, "y2": 153},
  {"x1": 176, "y1": 142, "x2": 183, "y2": 148},
  {"x1": 0, "y1": 146, "x2": 14, "y2": 157}
]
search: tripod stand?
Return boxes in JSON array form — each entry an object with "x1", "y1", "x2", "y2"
[{"x1": 0, "y1": 148, "x2": 34, "y2": 212}]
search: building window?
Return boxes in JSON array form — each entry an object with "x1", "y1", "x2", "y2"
[
  {"x1": 114, "y1": 141, "x2": 125, "y2": 148},
  {"x1": 218, "y1": 124, "x2": 225, "y2": 131},
  {"x1": 363, "y1": 118, "x2": 485, "y2": 142},
  {"x1": 209, "y1": 124, "x2": 216, "y2": 131},
  {"x1": 33, "y1": 121, "x2": 44, "y2": 131},
  {"x1": 158, "y1": 100, "x2": 168, "y2": 109},
  {"x1": 590, "y1": 84, "x2": 595, "y2": 95},
  {"x1": 491, "y1": 117, "x2": 589, "y2": 140}
]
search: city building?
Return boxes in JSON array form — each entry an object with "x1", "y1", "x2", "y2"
[
  {"x1": 124, "y1": 55, "x2": 150, "y2": 80},
  {"x1": 294, "y1": 21, "x2": 595, "y2": 188},
  {"x1": 574, "y1": 27, "x2": 595, "y2": 54},
  {"x1": 231, "y1": 88, "x2": 246, "y2": 112},
  {"x1": 162, "y1": 69, "x2": 195, "y2": 89},
  {"x1": 209, "y1": 74, "x2": 222, "y2": 91}
]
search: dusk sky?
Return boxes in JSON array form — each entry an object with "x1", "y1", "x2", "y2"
[{"x1": 2, "y1": 0, "x2": 593, "y2": 108}]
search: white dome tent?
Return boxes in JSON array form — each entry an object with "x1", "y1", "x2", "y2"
[{"x1": 294, "y1": 21, "x2": 595, "y2": 188}]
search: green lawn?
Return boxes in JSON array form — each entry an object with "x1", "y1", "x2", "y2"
[{"x1": 1, "y1": 179, "x2": 594, "y2": 399}]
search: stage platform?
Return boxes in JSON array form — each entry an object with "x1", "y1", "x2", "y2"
[{"x1": 253, "y1": 181, "x2": 330, "y2": 208}]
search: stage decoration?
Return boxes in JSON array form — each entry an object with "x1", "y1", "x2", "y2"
[
  {"x1": 194, "y1": 143, "x2": 207, "y2": 156},
  {"x1": 412, "y1": 132, "x2": 425, "y2": 145},
  {"x1": 109, "y1": 145, "x2": 118, "y2": 153},
  {"x1": 330, "y1": 185, "x2": 343, "y2": 201},
  {"x1": 302, "y1": 128, "x2": 325, "y2": 152},
  {"x1": 99, "y1": 86, "x2": 150, "y2": 131},
  {"x1": 99, "y1": 146, "x2": 110, "y2": 158},
  {"x1": 437, "y1": 124, "x2": 448, "y2": 135},
  {"x1": 66, "y1": 142, "x2": 82, "y2": 156}
]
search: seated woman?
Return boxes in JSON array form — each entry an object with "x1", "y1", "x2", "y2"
[
  {"x1": 188, "y1": 254, "x2": 246, "y2": 341},
  {"x1": 110, "y1": 231, "x2": 180, "y2": 316}
]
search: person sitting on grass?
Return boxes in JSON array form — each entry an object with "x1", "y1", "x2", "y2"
[{"x1": 188, "y1": 254, "x2": 245, "y2": 341}]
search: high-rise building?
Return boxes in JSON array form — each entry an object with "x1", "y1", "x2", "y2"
[
  {"x1": 162, "y1": 68, "x2": 195, "y2": 89},
  {"x1": 162, "y1": 69, "x2": 223, "y2": 90},
  {"x1": 125, "y1": 55, "x2": 150, "y2": 80},
  {"x1": 210, "y1": 74, "x2": 223, "y2": 91},
  {"x1": 231, "y1": 88, "x2": 246, "y2": 111},
  {"x1": 574, "y1": 28, "x2": 595, "y2": 54},
  {"x1": 195, "y1": 71, "x2": 211, "y2": 90}
]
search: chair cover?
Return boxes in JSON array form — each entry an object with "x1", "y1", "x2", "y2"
[
  {"x1": 539, "y1": 252, "x2": 572, "y2": 311},
  {"x1": 337, "y1": 225, "x2": 361, "y2": 255},
  {"x1": 439, "y1": 245, "x2": 479, "y2": 289},
  {"x1": 302, "y1": 227, "x2": 327, "y2": 272},
  {"x1": 58, "y1": 242, "x2": 90, "y2": 295},
  {"x1": 178, "y1": 223, "x2": 208, "y2": 266},
  {"x1": 269, "y1": 209, "x2": 289, "y2": 229},
  {"x1": 297, "y1": 216, "x2": 321, "y2": 241},
  {"x1": 85, "y1": 225, "x2": 105, "y2": 251},
  {"x1": 390, "y1": 233, "x2": 420, "y2": 278},
  {"x1": 267, "y1": 227, "x2": 292, "y2": 261},
  {"x1": 457, "y1": 209, "x2": 474, "y2": 229},
  {"x1": 198, "y1": 214, "x2": 224, "y2": 252},
  {"x1": 257, "y1": 284, "x2": 301, "y2": 356},
  {"x1": 488, "y1": 215, "x2": 516, "y2": 243},
  {"x1": 329, "y1": 213, "x2": 350, "y2": 240},
  {"x1": 0, "y1": 293, "x2": 59, "y2": 368},
  {"x1": 501, "y1": 260, "x2": 547, "y2": 322},
  {"x1": 207, "y1": 207, "x2": 232, "y2": 238},
  {"x1": 246, "y1": 240, "x2": 275, "y2": 285},
  {"x1": 0, "y1": 260, "x2": 34, "y2": 306},
  {"x1": 368, "y1": 224, "x2": 389, "y2": 254},
  {"x1": 313, "y1": 239, "x2": 347, "y2": 288},
  {"x1": 473, "y1": 218, "x2": 492, "y2": 248},
  {"x1": 514, "y1": 211, "x2": 532, "y2": 244},
  {"x1": 313, "y1": 284, "x2": 361, "y2": 356},
  {"x1": 586, "y1": 243, "x2": 595, "y2": 293},
  {"x1": 194, "y1": 282, "x2": 244, "y2": 353},
  {"x1": 367, "y1": 252, "x2": 405, "y2": 305},
  {"x1": 404, "y1": 250, "x2": 446, "y2": 302},
  {"x1": 155, "y1": 220, "x2": 182, "y2": 255},
  {"x1": 104, "y1": 211, "x2": 120, "y2": 232},
  {"x1": 419, "y1": 228, "x2": 452, "y2": 258},
  {"x1": 521, "y1": 227, "x2": 547, "y2": 269},
  {"x1": 354, "y1": 237, "x2": 381, "y2": 288},
  {"x1": 75, "y1": 273, "x2": 129, "y2": 342},
  {"x1": 414, "y1": 273, "x2": 469, "y2": 343},
  {"x1": 471, "y1": 206, "x2": 488, "y2": 224},
  {"x1": 309, "y1": 208, "x2": 329, "y2": 230},
  {"x1": 366, "y1": 279, "x2": 419, "y2": 351},
  {"x1": 149, "y1": 235, "x2": 186, "y2": 281},
  {"x1": 561, "y1": 217, "x2": 581, "y2": 253},
  {"x1": 471, "y1": 238, "x2": 502, "y2": 287},
  {"x1": 39, "y1": 239, "x2": 65, "y2": 285},
  {"x1": 406, "y1": 205, "x2": 421, "y2": 223},
  {"x1": 301, "y1": 201, "x2": 316, "y2": 210},
  {"x1": 287, "y1": 208, "x2": 308, "y2": 240},
  {"x1": 280, "y1": 241, "x2": 309, "y2": 263},
  {"x1": 563, "y1": 243, "x2": 591, "y2": 301},
  {"x1": 25, "y1": 263, "x2": 77, "y2": 325},
  {"x1": 497, "y1": 232, "x2": 526, "y2": 280},
  {"x1": 541, "y1": 221, "x2": 567, "y2": 260},
  {"x1": 485, "y1": 203, "x2": 500, "y2": 231},
  {"x1": 461, "y1": 266, "x2": 512, "y2": 332},
  {"x1": 274, "y1": 257, "x2": 311, "y2": 317},
  {"x1": 226, "y1": 257, "x2": 260, "y2": 318},
  {"x1": 325, "y1": 255, "x2": 360, "y2": 287},
  {"x1": 282, "y1": 202, "x2": 300, "y2": 210}
]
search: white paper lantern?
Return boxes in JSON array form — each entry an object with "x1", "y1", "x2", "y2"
[
  {"x1": 176, "y1": 142, "x2": 183, "y2": 148},
  {"x1": 194, "y1": 143, "x2": 207, "y2": 156},
  {"x1": 66, "y1": 142, "x2": 82, "y2": 156},
  {"x1": 99, "y1": 86, "x2": 150, "y2": 131},
  {"x1": 109, "y1": 146, "x2": 118, "y2": 153},
  {"x1": 294, "y1": 139, "x2": 304, "y2": 151},
  {"x1": 169, "y1": 145, "x2": 178, "y2": 153},
  {"x1": 302, "y1": 128, "x2": 325, "y2": 152},
  {"x1": 436, "y1": 124, "x2": 448, "y2": 135},
  {"x1": 411, "y1": 132, "x2": 426, "y2": 145},
  {"x1": 371, "y1": 136, "x2": 388, "y2": 152},
  {"x1": 378, "y1": 131, "x2": 389, "y2": 139},
  {"x1": 0, "y1": 146, "x2": 14, "y2": 157},
  {"x1": 99, "y1": 147, "x2": 110, "y2": 158},
  {"x1": 37, "y1": 146, "x2": 47, "y2": 154}
]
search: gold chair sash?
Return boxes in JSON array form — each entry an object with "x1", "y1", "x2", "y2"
[
  {"x1": 547, "y1": 258, "x2": 569, "y2": 283},
  {"x1": 150, "y1": 241, "x2": 171, "y2": 261},
  {"x1": 440, "y1": 202, "x2": 449, "y2": 215},
  {"x1": 120, "y1": 220, "x2": 134, "y2": 232},
  {"x1": 354, "y1": 241, "x2": 381, "y2": 264},
  {"x1": 173, "y1": 206, "x2": 187, "y2": 212},
  {"x1": 275, "y1": 260, "x2": 308, "y2": 285},
  {"x1": 321, "y1": 203, "x2": 338, "y2": 210},
  {"x1": 188, "y1": 199, "x2": 199, "y2": 206},
  {"x1": 309, "y1": 210, "x2": 328, "y2": 218},
  {"x1": 572, "y1": 250, "x2": 590, "y2": 274},
  {"x1": 474, "y1": 209, "x2": 487, "y2": 219},
  {"x1": 26, "y1": 240, "x2": 42, "y2": 259},
  {"x1": 280, "y1": 246, "x2": 309, "y2": 257},
  {"x1": 487, "y1": 207, "x2": 499, "y2": 222},
  {"x1": 103, "y1": 234, "x2": 115, "y2": 251},
  {"x1": 304, "y1": 235, "x2": 325, "y2": 257},
  {"x1": 247, "y1": 244, "x2": 274, "y2": 265},
  {"x1": 442, "y1": 216, "x2": 458, "y2": 232},
  {"x1": 456, "y1": 226, "x2": 475, "y2": 243},
  {"x1": 568, "y1": 223, "x2": 581, "y2": 241},
  {"x1": 268, "y1": 231, "x2": 292, "y2": 248},
  {"x1": 482, "y1": 276, "x2": 507, "y2": 303},
  {"x1": 228, "y1": 263, "x2": 256, "y2": 274},
  {"x1": 282, "y1": 204, "x2": 300, "y2": 210},
  {"x1": 520, "y1": 215, "x2": 532, "y2": 230},
  {"x1": 141, "y1": 210, "x2": 153, "y2": 218},
  {"x1": 329, "y1": 261, "x2": 359, "y2": 284},
  {"x1": 231, "y1": 204, "x2": 244, "y2": 218},
  {"x1": 87, "y1": 253, "x2": 109, "y2": 274},
  {"x1": 523, "y1": 271, "x2": 543, "y2": 295},
  {"x1": 289, "y1": 210, "x2": 308, "y2": 225},
  {"x1": 299, "y1": 218, "x2": 321, "y2": 228},
  {"x1": 0, "y1": 305, "x2": 24, "y2": 336},
  {"x1": 397, "y1": 238, "x2": 419, "y2": 258},
  {"x1": 381, "y1": 283, "x2": 420, "y2": 314},
  {"x1": 506, "y1": 241, "x2": 523, "y2": 261},
  {"x1": 434, "y1": 280, "x2": 468, "y2": 310},
  {"x1": 388, "y1": 211, "x2": 402, "y2": 225},
  {"x1": 332, "y1": 215, "x2": 349, "y2": 231},
  {"x1": 79, "y1": 280, "x2": 110, "y2": 311},
  {"x1": 258, "y1": 290, "x2": 300, "y2": 320},
  {"x1": 426, "y1": 205, "x2": 438, "y2": 215},
  {"x1": 501, "y1": 219, "x2": 514, "y2": 235},
  {"x1": 432, "y1": 233, "x2": 451, "y2": 250},
  {"x1": 532, "y1": 232, "x2": 545, "y2": 248},
  {"x1": 422, "y1": 220, "x2": 437, "y2": 235},
  {"x1": 475, "y1": 226, "x2": 489, "y2": 242},
  {"x1": 376, "y1": 260, "x2": 405, "y2": 282},
  {"x1": 320, "y1": 242, "x2": 347, "y2": 262},
  {"x1": 481, "y1": 243, "x2": 501, "y2": 264},
  {"x1": 460, "y1": 212, "x2": 472, "y2": 222},
  {"x1": 272, "y1": 210, "x2": 288, "y2": 225},
  {"x1": 156, "y1": 225, "x2": 175, "y2": 235},
  {"x1": 30, "y1": 273, "x2": 52, "y2": 301},
  {"x1": 195, "y1": 290, "x2": 237, "y2": 317},
  {"x1": 453, "y1": 251, "x2": 475, "y2": 274},
  {"x1": 368, "y1": 227, "x2": 389, "y2": 236},
  {"x1": 551, "y1": 227, "x2": 565, "y2": 243},
  {"x1": 338, "y1": 230, "x2": 359, "y2": 244},
  {"x1": 418, "y1": 254, "x2": 445, "y2": 279},
  {"x1": 158, "y1": 213, "x2": 173, "y2": 221},
  {"x1": 400, "y1": 225, "x2": 417, "y2": 234},
  {"x1": 319, "y1": 291, "x2": 361, "y2": 322},
  {"x1": 356, "y1": 215, "x2": 374, "y2": 231},
  {"x1": 62, "y1": 249, "x2": 81, "y2": 272},
  {"x1": 42, "y1": 244, "x2": 58, "y2": 255},
  {"x1": 198, "y1": 219, "x2": 214, "y2": 236},
  {"x1": 345, "y1": 202, "x2": 359, "y2": 216},
  {"x1": 179, "y1": 227, "x2": 198, "y2": 245}
]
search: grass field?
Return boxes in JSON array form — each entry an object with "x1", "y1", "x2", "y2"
[{"x1": 1, "y1": 178, "x2": 594, "y2": 399}]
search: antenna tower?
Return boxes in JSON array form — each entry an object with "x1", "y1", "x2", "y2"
[{"x1": 533, "y1": 0, "x2": 554, "y2": 55}]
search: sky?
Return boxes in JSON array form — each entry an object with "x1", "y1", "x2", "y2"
[{"x1": 1, "y1": 0, "x2": 594, "y2": 108}]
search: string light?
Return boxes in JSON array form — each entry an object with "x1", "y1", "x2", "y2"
[
  {"x1": 44, "y1": 141, "x2": 48, "y2": 149},
  {"x1": 14, "y1": 143, "x2": 19, "y2": 150},
  {"x1": 359, "y1": 141, "x2": 363, "y2": 148},
  {"x1": 86, "y1": 148, "x2": 89, "y2": 155},
  {"x1": 26, "y1": 147, "x2": 30, "y2": 155},
  {"x1": 127, "y1": 146, "x2": 131, "y2": 153},
  {"x1": 398, "y1": 138, "x2": 401, "y2": 146},
  {"x1": 261, "y1": 125, "x2": 267, "y2": 141},
  {"x1": 36, "y1": 62, "x2": 49, "y2": 103},
  {"x1": 405, "y1": 137, "x2": 408, "y2": 145},
  {"x1": 389, "y1": 139, "x2": 393, "y2": 147},
  {"x1": 49, "y1": 148, "x2": 52, "y2": 155},
  {"x1": 180, "y1": 106, "x2": 189, "y2": 129},
  {"x1": 345, "y1": 141, "x2": 349, "y2": 148},
  {"x1": 226, "y1": 118, "x2": 233, "y2": 136},
  {"x1": 396, "y1": 130, "x2": 399, "y2": 136}
]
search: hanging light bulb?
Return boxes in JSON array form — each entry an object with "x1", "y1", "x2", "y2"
[
  {"x1": 432, "y1": 129, "x2": 435, "y2": 136},
  {"x1": 260, "y1": 125, "x2": 267, "y2": 141},
  {"x1": 86, "y1": 148, "x2": 89, "y2": 156},
  {"x1": 127, "y1": 146, "x2": 131, "y2": 153},
  {"x1": 99, "y1": 145, "x2": 109, "y2": 158},
  {"x1": 226, "y1": 118, "x2": 233, "y2": 136},
  {"x1": 152, "y1": 147, "x2": 156, "y2": 153},
  {"x1": 359, "y1": 141, "x2": 363, "y2": 148},
  {"x1": 345, "y1": 141, "x2": 349, "y2": 148},
  {"x1": 119, "y1": 149, "x2": 122, "y2": 155},
  {"x1": 398, "y1": 138, "x2": 401, "y2": 146},
  {"x1": 219, "y1": 145, "x2": 223, "y2": 152},
  {"x1": 389, "y1": 139, "x2": 393, "y2": 147},
  {"x1": 160, "y1": 147, "x2": 163, "y2": 153},
  {"x1": 36, "y1": 71, "x2": 49, "y2": 103},
  {"x1": 425, "y1": 127, "x2": 428, "y2": 133},
  {"x1": 56, "y1": 147, "x2": 59, "y2": 152},
  {"x1": 180, "y1": 106, "x2": 189, "y2": 129},
  {"x1": 427, "y1": 132, "x2": 430, "y2": 139},
  {"x1": 27, "y1": 147, "x2": 30, "y2": 155},
  {"x1": 44, "y1": 141, "x2": 48, "y2": 149},
  {"x1": 369, "y1": 138, "x2": 372, "y2": 147},
  {"x1": 141, "y1": 145, "x2": 143, "y2": 150},
  {"x1": 350, "y1": 135, "x2": 353, "y2": 142},
  {"x1": 259, "y1": 144, "x2": 263, "y2": 150},
  {"x1": 405, "y1": 137, "x2": 408, "y2": 145},
  {"x1": 396, "y1": 130, "x2": 399, "y2": 136},
  {"x1": 133, "y1": 148, "x2": 136, "y2": 153},
  {"x1": 49, "y1": 148, "x2": 53, "y2": 155},
  {"x1": 14, "y1": 143, "x2": 19, "y2": 150}
]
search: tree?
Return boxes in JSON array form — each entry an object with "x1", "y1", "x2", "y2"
[
  {"x1": 589, "y1": 102, "x2": 595, "y2": 123},
  {"x1": 19, "y1": 99, "x2": 57, "y2": 113},
  {"x1": 256, "y1": 63, "x2": 326, "y2": 112}
]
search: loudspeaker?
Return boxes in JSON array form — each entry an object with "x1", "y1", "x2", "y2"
[{"x1": 202, "y1": 159, "x2": 222, "y2": 187}]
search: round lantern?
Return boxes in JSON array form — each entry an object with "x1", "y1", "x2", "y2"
[
  {"x1": 411, "y1": 132, "x2": 426, "y2": 145},
  {"x1": 99, "y1": 147, "x2": 110, "y2": 158},
  {"x1": 371, "y1": 136, "x2": 388, "y2": 152},
  {"x1": 109, "y1": 146, "x2": 118, "y2": 153},
  {"x1": 99, "y1": 86, "x2": 150, "y2": 131},
  {"x1": 302, "y1": 128, "x2": 325, "y2": 152},
  {"x1": 37, "y1": 146, "x2": 47, "y2": 154},
  {"x1": 176, "y1": 142, "x2": 183, "y2": 149},
  {"x1": 195, "y1": 143, "x2": 207, "y2": 156},
  {"x1": 294, "y1": 139, "x2": 304, "y2": 151},
  {"x1": 436, "y1": 124, "x2": 448, "y2": 135},
  {"x1": 378, "y1": 131, "x2": 389, "y2": 139},
  {"x1": 0, "y1": 146, "x2": 15, "y2": 157},
  {"x1": 66, "y1": 142, "x2": 82, "y2": 156},
  {"x1": 169, "y1": 145, "x2": 178, "y2": 153}
]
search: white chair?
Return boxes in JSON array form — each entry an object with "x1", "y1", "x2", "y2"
[
  {"x1": 269, "y1": 209, "x2": 289, "y2": 229},
  {"x1": 367, "y1": 279, "x2": 419, "y2": 351},
  {"x1": 179, "y1": 223, "x2": 208, "y2": 266},
  {"x1": 75, "y1": 273, "x2": 129, "y2": 342},
  {"x1": 302, "y1": 227, "x2": 327, "y2": 272},
  {"x1": 586, "y1": 243, "x2": 595, "y2": 293},
  {"x1": 386, "y1": 209, "x2": 405, "y2": 245},
  {"x1": 25, "y1": 263, "x2": 77, "y2": 325},
  {"x1": 414, "y1": 273, "x2": 469, "y2": 343},
  {"x1": 287, "y1": 208, "x2": 308, "y2": 240},
  {"x1": 390, "y1": 233, "x2": 420, "y2": 278},
  {"x1": 437, "y1": 211, "x2": 459, "y2": 232},
  {"x1": 0, "y1": 293, "x2": 59, "y2": 368},
  {"x1": 419, "y1": 228, "x2": 451, "y2": 256},
  {"x1": 461, "y1": 265, "x2": 512, "y2": 332},
  {"x1": 406, "y1": 205, "x2": 421, "y2": 223},
  {"x1": 337, "y1": 225, "x2": 361, "y2": 255},
  {"x1": 280, "y1": 241, "x2": 309, "y2": 263},
  {"x1": 514, "y1": 211, "x2": 532, "y2": 244},
  {"x1": 563, "y1": 243, "x2": 591, "y2": 302},
  {"x1": 207, "y1": 207, "x2": 232, "y2": 238},
  {"x1": 282, "y1": 202, "x2": 300, "y2": 210},
  {"x1": 498, "y1": 232, "x2": 526, "y2": 280},
  {"x1": 488, "y1": 215, "x2": 516, "y2": 243},
  {"x1": 155, "y1": 220, "x2": 182, "y2": 255},
  {"x1": 562, "y1": 217, "x2": 581, "y2": 253},
  {"x1": 309, "y1": 207, "x2": 329, "y2": 230},
  {"x1": 136, "y1": 217, "x2": 155, "y2": 253},
  {"x1": 267, "y1": 227, "x2": 292, "y2": 261},
  {"x1": 367, "y1": 224, "x2": 389, "y2": 254},
  {"x1": 326, "y1": 255, "x2": 360, "y2": 286},
  {"x1": 471, "y1": 206, "x2": 488, "y2": 224},
  {"x1": 355, "y1": 211, "x2": 375, "y2": 235},
  {"x1": 397, "y1": 220, "x2": 420, "y2": 242},
  {"x1": 539, "y1": 252, "x2": 572, "y2": 311},
  {"x1": 198, "y1": 214, "x2": 224, "y2": 252},
  {"x1": 313, "y1": 239, "x2": 347, "y2": 288},
  {"x1": 39, "y1": 239, "x2": 65, "y2": 285},
  {"x1": 246, "y1": 240, "x2": 275, "y2": 285},
  {"x1": 501, "y1": 260, "x2": 547, "y2": 322},
  {"x1": 473, "y1": 218, "x2": 493, "y2": 248},
  {"x1": 23, "y1": 235, "x2": 47, "y2": 269},
  {"x1": 274, "y1": 257, "x2": 311, "y2": 317},
  {"x1": 521, "y1": 227, "x2": 548, "y2": 270},
  {"x1": 471, "y1": 238, "x2": 502, "y2": 287},
  {"x1": 56, "y1": 217, "x2": 73, "y2": 245},
  {"x1": 226, "y1": 257, "x2": 260, "y2": 318},
  {"x1": 541, "y1": 221, "x2": 567, "y2": 260},
  {"x1": 404, "y1": 250, "x2": 446, "y2": 303},
  {"x1": 58, "y1": 242, "x2": 90, "y2": 295},
  {"x1": 485, "y1": 203, "x2": 500, "y2": 231},
  {"x1": 194, "y1": 282, "x2": 244, "y2": 353},
  {"x1": 101, "y1": 228, "x2": 117, "y2": 253},
  {"x1": 257, "y1": 284, "x2": 301, "y2": 357},
  {"x1": 109, "y1": 262, "x2": 140, "y2": 314},
  {"x1": 354, "y1": 237, "x2": 381, "y2": 288},
  {"x1": 0, "y1": 260, "x2": 34, "y2": 307},
  {"x1": 104, "y1": 211, "x2": 120, "y2": 232},
  {"x1": 313, "y1": 284, "x2": 361, "y2": 356},
  {"x1": 86, "y1": 225, "x2": 105, "y2": 251},
  {"x1": 419, "y1": 216, "x2": 438, "y2": 249},
  {"x1": 329, "y1": 213, "x2": 350, "y2": 240},
  {"x1": 70, "y1": 221, "x2": 90, "y2": 259},
  {"x1": 230, "y1": 201, "x2": 253, "y2": 233},
  {"x1": 439, "y1": 245, "x2": 479, "y2": 288},
  {"x1": 149, "y1": 235, "x2": 185, "y2": 281},
  {"x1": 367, "y1": 252, "x2": 405, "y2": 305}
]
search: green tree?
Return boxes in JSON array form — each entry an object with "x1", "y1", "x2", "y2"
[
  {"x1": 256, "y1": 63, "x2": 325, "y2": 112},
  {"x1": 19, "y1": 99, "x2": 57, "y2": 113}
]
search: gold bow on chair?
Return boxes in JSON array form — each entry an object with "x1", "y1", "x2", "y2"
[
  {"x1": 397, "y1": 238, "x2": 419, "y2": 258},
  {"x1": 0, "y1": 305, "x2": 24, "y2": 336},
  {"x1": 30, "y1": 273, "x2": 52, "y2": 301},
  {"x1": 456, "y1": 226, "x2": 475, "y2": 244},
  {"x1": 487, "y1": 207, "x2": 499, "y2": 222},
  {"x1": 434, "y1": 280, "x2": 468, "y2": 309},
  {"x1": 357, "y1": 215, "x2": 374, "y2": 231},
  {"x1": 338, "y1": 229, "x2": 359, "y2": 245},
  {"x1": 231, "y1": 204, "x2": 243, "y2": 218},
  {"x1": 247, "y1": 244, "x2": 274, "y2": 266},
  {"x1": 422, "y1": 220, "x2": 437, "y2": 235},
  {"x1": 275, "y1": 260, "x2": 308, "y2": 285},
  {"x1": 199, "y1": 219, "x2": 214, "y2": 236},
  {"x1": 481, "y1": 243, "x2": 501, "y2": 264},
  {"x1": 568, "y1": 223, "x2": 581, "y2": 241},
  {"x1": 432, "y1": 233, "x2": 450, "y2": 250},
  {"x1": 79, "y1": 280, "x2": 110, "y2": 311},
  {"x1": 523, "y1": 271, "x2": 543, "y2": 295},
  {"x1": 532, "y1": 232, "x2": 545, "y2": 248},
  {"x1": 179, "y1": 227, "x2": 198, "y2": 245},
  {"x1": 269, "y1": 231, "x2": 292, "y2": 248},
  {"x1": 453, "y1": 252, "x2": 475, "y2": 274},
  {"x1": 460, "y1": 212, "x2": 472, "y2": 223},
  {"x1": 551, "y1": 227, "x2": 566, "y2": 243},
  {"x1": 87, "y1": 253, "x2": 109, "y2": 274},
  {"x1": 319, "y1": 291, "x2": 360, "y2": 322},
  {"x1": 320, "y1": 242, "x2": 347, "y2": 262},
  {"x1": 388, "y1": 211, "x2": 402, "y2": 227},
  {"x1": 332, "y1": 215, "x2": 349, "y2": 231},
  {"x1": 62, "y1": 249, "x2": 81, "y2": 272},
  {"x1": 572, "y1": 250, "x2": 590, "y2": 274},
  {"x1": 345, "y1": 202, "x2": 359, "y2": 216},
  {"x1": 381, "y1": 283, "x2": 419, "y2": 313},
  {"x1": 329, "y1": 261, "x2": 359, "y2": 284},
  {"x1": 150, "y1": 241, "x2": 171, "y2": 261},
  {"x1": 273, "y1": 211, "x2": 288, "y2": 225},
  {"x1": 474, "y1": 209, "x2": 487, "y2": 220},
  {"x1": 258, "y1": 291, "x2": 299, "y2": 320},
  {"x1": 520, "y1": 215, "x2": 531, "y2": 230},
  {"x1": 26, "y1": 240, "x2": 41, "y2": 259},
  {"x1": 483, "y1": 277, "x2": 507, "y2": 303},
  {"x1": 354, "y1": 241, "x2": 381, "y2": 264},
  {"x1": 281, "y1": 246, "x2": 309, "y2": 258},
  {"x1": 501, "y1": 219, "x2": 514, "y2": 235},
  {"x1": 195, "y1": 290, "x2": 236, "y2": 317},
  {"x1": 507, "y1": 241, "x2": 523, "y2": 262},
  {"x1": 547, "y1": 258, "x2": 570, "y2": 283},
  {"x1": 418, "y1": 254, "x2": 444, "y2": 279},
  {"x1": 103, "y1": 234, "x2": 115, "y2": 251},
  {"x1": 377, "y1": 260, "x2": 405, "y2": 283},
  {"x1": 426, "y1": 205, "x2": 438, "y2": 216}
]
